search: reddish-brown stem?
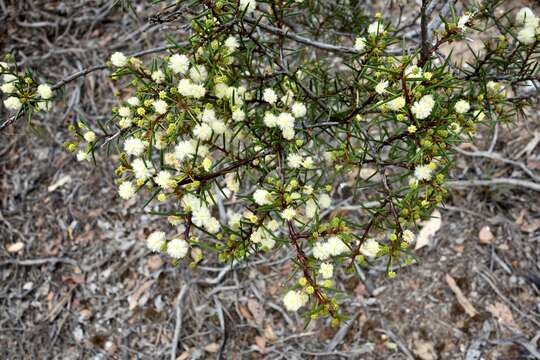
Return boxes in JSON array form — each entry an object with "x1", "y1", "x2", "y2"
[{"x1": 286, "y1": 220, "x2": 337, "y2": 318}]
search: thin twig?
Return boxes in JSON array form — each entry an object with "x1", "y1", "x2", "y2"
[
  {"x1": 0, "y1": 257, "x2": 79, "y2": 267},
  {"x1": 52, "y1": 45, "x2": 181, "y2": 90},
  {"x1": 242, "y1": 17, "x2": 408, "y2": 56},
  {"x1": 448, "y1": 178, "x2": 540, "y2": 192},
  {"x1": 478, "y1": 270, "x2": 540, "y2": 328},
  {"x1": 420, "y1": 0, "x2": 431, "y2": 61},
  {"x1": 454, "y1": 147, "x2": 540, "y2": 182},
  {"x1": 326, "y1": 310, "x2": 362, "y2": 351},
  {"x1": 171, "y1": 282, "x2": 191, "y2": 360},
  {"x1": 376, "y1": 326, "x2": 415, "y2": 360}
]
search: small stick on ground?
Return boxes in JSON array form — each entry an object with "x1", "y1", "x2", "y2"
[
  {"x1": 448, "y1": 178, "x2": 540, "y2": 192},
  {"x1": 171, "y1": 282, "x2": 191, "y2": 360}
]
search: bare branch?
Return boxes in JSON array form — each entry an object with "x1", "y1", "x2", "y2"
[
  {"x1": 1, "y1": 44, "x2": 185, "y2": 132},
  {"x1": 448, "y1": 178, "x2": 540, "y2": 192},
  {"x1": 242, "y1": 17, "x2": 409, "y2": 56},
  {"x1": 420, "y1": 0, "x2": 431, "y2": 61}
]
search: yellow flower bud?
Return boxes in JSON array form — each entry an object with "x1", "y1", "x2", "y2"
[{"x1": 202, "y1": 157, "x2": 212, "y2": 171}]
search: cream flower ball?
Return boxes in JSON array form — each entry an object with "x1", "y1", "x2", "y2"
[
  {"x1": 147, "y1": 231, "x2": 166, "y2": 252},
  {"x1": 354, "y1": 37, "x2": 366, "y2": 52},
  {"x1": 263, "y1": 88, "x2": 277, "y2": 104},
  {"x1": 118, "y1": 181, "x2": 136, "y2": 200},
  {"x1": 153, "y1": 99, "x2": 168, "y2": 114},
  {"x1": 517, "y1": 26, "x2": 537, "y2": 45},
  {"x1": 375, "y1": 80, "x2": 388, "y2": 95},
  {"x1": 281, "y1": 207, "x2": 296, "y2": 220},
  {"x1": 454, "y1": 100, "x2": 470, "y2": 114},
  {"x1": 37, "y1": 84, "x2": 53, "y2": 99},
  {"x1": 414, "y1": 165, "x2": 433, "y2": 181},
  {"x1": 387, "y1": 96, "x2": 405, "y2": 111},
  {"x1": 411, "y1": 95, "x2": 435, "y2": 119},
  {"x1": 283, "y1": 290, "x2": 307, "y2": 312},
  {"x1": 402, "y1": 229, "x2": 415, "y2": 244},
  {"x1": 360, "y1": 238, "x2": 380, "y2": 257},
  {"x1": 167, "y1": 238, "x2": 189, "y2": 259},
  {"x1": 118, "y1": 106, "x2": 131, "y2": 118},
  {"x1": 291, "y1": 102, "x2": 307, "y2": 118},
  {"x1": 124, "y1": 137, "x2": 145, "y2": 156},
  {"x1": 253, "y1": 189, "x2": 272, "y2": 205},
  {"x1": 319, "y1": 263, "x2": 334, "y2": 279},
  {"x1": 110, "y1": 52, "x2": 127, "y2": 67},
  {"x1": 169, "y1": 54, "x2": 189, "y2": 74},
  {"x1": 3, "y1": 96, "x2": 22, "y2": 111},
  {"x1": 83, "y1": 131, "x2": 96, "y2": 143}
]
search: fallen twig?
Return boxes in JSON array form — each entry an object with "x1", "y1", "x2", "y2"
[
  {"x1": 326, "y1": 310, "x2": 362, "y2": 352},
  {"x1": 376, "y1": 326, "x2": 415, "y2": 360},
  {"x1": 0, "y1": 257, "x2": 79, "y2": 267},
  {"x1": 465, "y1": 320, "x2": 492, "y2": 360},
  {"x1": 448, "y1": 178, "x2": 540, "y2": 192},
  {"x1": 446, "y1": 274, "x2": 478, "y2": 317},
  {"x1": 478, "y1": 270, "x2": 540, "y2": 328},
  {"x1": 454, "y1": 147, "x2": 540, "y2": 182},
  {"x1": 171, "y1": 282, "x2": 191, "y2": 360}
]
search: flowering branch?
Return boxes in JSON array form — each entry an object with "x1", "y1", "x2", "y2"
[{"x1": 1, "y1": 0, "x2": 538, "y2": 323}]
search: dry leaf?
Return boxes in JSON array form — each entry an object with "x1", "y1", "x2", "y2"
[
  {"x1": 413, "y1": 339, "x2": 438, "y2": 360},
  {"x1": 6, "y1": 242, "x2": 24, "y2": 253},
  {"x1": 238, "y1": 304, "x2": 253, "y2": 321},
  {"x1": 487, "y1": 302, "x2": 516, "y2": 328},
  {"x1": 415, "y1": 210, "x2": 442, "y2": 250},
  {"x1": 279, "y1": 262, "x2": 293, "y2": 275},
  {"x1": 515, "y1": 210, "x2": 526, "y2": 225},
  {"x1": 147, "y1": 255, "x2": 164, "y2": 271},
  {"x1": 79, "y1": 309, "x2": 92, "y2": 320},
  {"x1": 247, "y1": 298, "x2": 265, "y2": 326},
  {"x1": 516, "y1": 131, "x2": 540, "y2": 158},
  {"x1": 63, "y1": 274, "x2": 85, "y2": 286},
  {"x1": 128, "y1": 280, "x2": 154, "y2": 310},
  {"x1": 520, "y1": 219, "x2": 540, "y2": 233},
  {"x1": 446, "y1": 274, "x2": 478, "y2": 317},
  {"x1": 255, "y1": 336, "x2": 267, "y2": 354},
  {"x1": 47, "y1": 292, "x2": 54, "y2": 311},
  {"x1": 458, "y1": 142, "x2": 478, "y2": 151},
  {"x1": 48, "y1": 175, "x2": 72, "y2": 192},
  {"x1": 204, "y1": 342, "x2": 220, "y2": 353},
  {"x1": 354, "y1": 281, "x2": 368, "y2": 298},
  {"x1": 527, "y1": 159, "x2": 540, "y2": 170},
  {"x1": 176, "y1": 350, "x2": 192, "y2": 360},
  {"x1": 48, "y1": 288, "x2": 75, "y2": 321},
  {"x1": 105, "y1": 341, "x2": 117, "y2": 355},
  {"x1": 479, "y1": 226, "x2": 495, "y2": 244},
  {"x1": 264, "y1": 324, "x2": 277, "y2": 341}
]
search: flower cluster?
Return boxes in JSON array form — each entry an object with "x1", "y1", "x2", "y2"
[
  {"x1": 261, "y1": 88, "x2": 307, "y2": 140},
  {"x1": 147, "y1": 231, "x2": 190, "y2": 259},
  {"x1": 1, "y1": 61, "x2": 54, "y2": 114},
  {"x1": 516, "y1": 7, "x2": 539, "y2": 45}
]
